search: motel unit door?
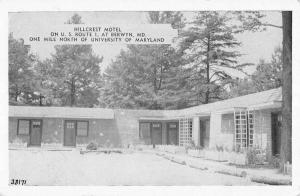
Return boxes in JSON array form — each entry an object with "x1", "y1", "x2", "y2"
[
  {"x1": 167, "y1": 122, "x2": 178, "y2": 145},
  {"x1": 200, "y1": 119, "x2": 210, "y2": 148},
  {"x1": 29, "y1": 120, "x2": 42, "y2": 146},
  {"x1": 151, "y1": 122, "x2": 162, "y2": 145},
  {"x1": 271, "y1": 112, "x2": 282, "y2": 156},
  {"x1": 64, "y1": 120, "x2": 76, "y2": 147}
]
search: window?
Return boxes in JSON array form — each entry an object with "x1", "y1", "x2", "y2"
[
  {"x1": 66, "y1": 122, "x2": 75, "y2": 129},
  {"x1": 221, "y1": 114, "x2": 234, "y2": 133},
  {"x1": 32, "y1": 121, "x2": 41, "y2": 128},
  {"x1": 18, "y1": 120, "x2": 30, "y2": 135},
  {"x1": 247, "y1": 111, "x2": 254, "y2": 147},
  {"x1": 169, "y1": 123, "x2": 177, "y2": 129},
  {"x1": 140, "y1": 122, "x2": 151, "y2": 139},
  {"x1": 234, "y1": 109, "x2": 255, "y2": 151},
  {"x1": 179, "y1": 118, "x2": 193, "y2": 146},
  {"x1": 77, "y1": 121, "x2": 88, "y2": 136},
  {"x1": 152, "y1": 123, "x2": 161, "y2": 128}
]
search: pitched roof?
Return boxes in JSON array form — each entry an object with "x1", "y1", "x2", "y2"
[
  {"x1": 175, "y1": 87, "x2": 282, "y2": 116},
  {"x1": 9, "y1": 106, "x2": 114, "y2": 119},
  {"x1": 9, "y1": 88, "x2": 282, "y2": 119}
]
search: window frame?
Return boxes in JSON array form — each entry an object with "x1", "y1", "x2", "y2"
[
  {"x1": 76, "y1": 120, "x2": 89, "y2": 137},
  {"x1": 17, "y1": 119, "x2": 31, "y2": 135},
  {"x1": 179, "y1": 118, "x2": 193, "y2": 147},
  {"x1": 139, "y1": 122, "x2": 151, "y2": 139},
  {"x1": 234, "y1": 109, "x2": 255, "y2": 151}
]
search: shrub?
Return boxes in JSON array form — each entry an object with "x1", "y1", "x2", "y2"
[
  {"x1": 271, "y1": 155, "x2": 281, "y2": 168},
  {"x1": 86, "y1": 141, "x2": 98, "y2": 150},
  {"x1": 12, "y1": 137, "x2": 24, "y2": 145},
  {"x1": 194, "y1": 145, "x2": 203, "y2": 150},
  {"x1": 246, "y1": 147, "x2": 265, "y2": 165},
  {"x1": 184, "y1": 140, "x2": 196, "y2": 152},
  {"x1": 216, "y1": 145, "x2": 224, "y2": 152}
]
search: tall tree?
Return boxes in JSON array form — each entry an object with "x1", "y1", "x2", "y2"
[
  {"x1": 32, "y1": 59, "x2": 57, "y2": 106},
  {"x1": 252, "y1": 47, "x2": 282, "y2": 91},
  {"x1": 179, "y1": 11, "x2": 248, "y2": 105},
  {"x1": 228, "y1": 46, "x2": 283, "y2": 98},
  {"x1": 8, "y1": 33, "x2": 36, "y2": 105},
  {"x1": 235, "y1": 11, "x2": 291, "y2": 166},
  {"x1": 100, "y1": 44, "x2": 185, "y2": 109},
  {"x1": 281, "y1": 11, "x2": 292, "y2": 164},
  {"x1": 45, "y1": 14, "x2": 103, "y2": 107},
  {"x1": 99, "y1": 11, "x2": 185, "y2": 109}
]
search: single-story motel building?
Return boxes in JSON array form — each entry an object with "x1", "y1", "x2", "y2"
[{"x1": 9, "y1": 88, "x2": 283, "y2": 162}]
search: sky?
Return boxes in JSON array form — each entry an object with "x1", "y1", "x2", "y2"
[{"x1": 9, "y1": 11, "x2": 282, "y2": 77}]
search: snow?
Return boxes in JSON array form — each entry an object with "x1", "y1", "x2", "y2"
[
  {"x1": 9, "y1": 149, "x2": 261, "y2": 186},
  {"x1": 166, "y1": 151, "x2": 291, "y2": 182}
]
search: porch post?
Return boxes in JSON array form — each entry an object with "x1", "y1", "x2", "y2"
[
  {"x1": 192, "y1": 116, "x2": 200, "y2": 146},
  {"x1": 209, "y1": 112, "x2": 222, "y2": 149}
]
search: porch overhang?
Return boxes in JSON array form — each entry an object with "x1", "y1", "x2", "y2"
[
  {"x1": 139, "y1": 116, "x2": 179, "y2": 121},
  {"x1": 9, "y1": 106, "x2": 115, "y2": 119},
  {"x1": 211, "y1": 101, "x2": 282, "y2": 114},
  {"x1": 193, "y1": 112, "x2": 211, "y2": 117},
  {"x1": 247, "y1": 101, "x2": 282, "y2": 110}
]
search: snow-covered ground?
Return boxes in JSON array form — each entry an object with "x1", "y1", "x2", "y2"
[{"x1": 9, "y1": 149, "x2": 261, "y2": 186}]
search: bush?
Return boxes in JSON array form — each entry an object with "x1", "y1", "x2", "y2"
[
  {"x1": 12, "y1": 137, "x2": 24, "y2": 144},
  {"x1": 246, "y1": 147, "x2": 265, "y2": 165},
  {"x1": 184, "y1": 140, "x2": 196, "y2": 152},
  {"x1": 271, "y1": 156, "x2": 281, "y2": 168},
  {"x1": 216, "y1": 145, "x2": 224, "y2": 152},
  {"x1": 86, "y1": 141, "x2": 98, "y2": 150}
]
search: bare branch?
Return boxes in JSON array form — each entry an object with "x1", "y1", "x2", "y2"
[{"x1": 262, "y1": 23, "x2": 283, "y2": 29}]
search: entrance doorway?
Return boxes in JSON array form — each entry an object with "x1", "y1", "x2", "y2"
[
  {"x1": 271, "y1": 112, "x2": 282, "y2": 156},
  {"x1": 200, "y1": 119, "x2": 210, "y2": 148},
  {"x1": 151, "y1": 122, "x2": 162, "y2": 145},
  {"x1": 64, "y1": 120, "x2": 76, "y2": 147},
  {"x1": 167, "y1": 122, "x2": 178, "y2": 145},
  {"x1": 29, "y1": 120, "x2": 42, "y2": 146}
]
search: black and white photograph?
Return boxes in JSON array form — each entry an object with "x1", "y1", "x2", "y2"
[{"x1": 5, "y1": 8, "x2": 293, "y2": 188}]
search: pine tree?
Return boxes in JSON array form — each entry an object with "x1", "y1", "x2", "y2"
[
  {"x1": 252, "y1": 47, "x2": 282, "y2": 91},
  {"x1": 43, "y1": 14, "x2": 103, "y2": 107},
  {"x1": 99, "y1": 11, "x2": 185, "y2": 109},
  {"x1": 179, "y1": 11, "x2": 248, "y2": 105},
  {"x1": 8, "y1": 33, "x2": 36, "y2": 105}
]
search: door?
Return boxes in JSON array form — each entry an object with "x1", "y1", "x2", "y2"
[
  {"x1": 139, "y1": 122, "x2": 151, "y2": 145},
  {"x1": 64, "y1": 120, "x2": 76, "y2": 147},
  {"x1": 167, "y1": 122, "x2": 178, "y2": 145},
  {"x1": 200, "y1": 119, "x2": 210, "y2": 148},
  {"x1": 271, "y1": 113, "x2": 282, "y2": 156},
  {"x1": 29, "y1": 120, "x2": 42, "y2": 146},
  {"x1": 151, "y1": 122, "x2": 162, "y2": 145}
]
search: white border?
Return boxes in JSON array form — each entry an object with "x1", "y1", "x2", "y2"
[{"x1": 1, "y1": 0, "x2": 300, "y2": 195}]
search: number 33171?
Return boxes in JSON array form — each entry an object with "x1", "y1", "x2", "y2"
[{"x1": 10, "y1": 179, "x2": 26, "y2": 185}]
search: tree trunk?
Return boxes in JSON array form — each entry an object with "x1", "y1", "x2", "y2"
[
  {"x1": 14, "y1": 85, "x2": 19, "y2": 102},
  {"x1": 280, "y1": 11, "x2": 292, "y2": 166},
  {"x1": 158, "y1": 65, "x2": 163, "y2": 90},
  {"x1": 39, "y1": 93, "x2": 43, "y2": 106},
  {"x1": 70, "y1": 79, "x2": 76, "y2": 106},
  {"x1": 205, "y1": 35, "x2": 211, "y2": 104},
  {"x1": 153, "y1": 65, "x2": 157, "y2": 94},
  {"x1": 15, "y1": 91, "x2": 18, "y2": 102}
]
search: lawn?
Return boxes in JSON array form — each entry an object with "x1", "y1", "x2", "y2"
[{"x1": 9, "y1": 149, "x2": 260, "y2": 186}]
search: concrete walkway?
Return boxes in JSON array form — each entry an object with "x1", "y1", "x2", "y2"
[
  {"x1": 153, "y1": 150, "x2": 292, "y2": 185},
  {"x1": 9, "y1": 149, "x2": 260, "y2": 185}
]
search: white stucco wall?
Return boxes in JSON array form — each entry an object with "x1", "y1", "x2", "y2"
[{"x1": 192, "y1": 116, "x2": 200, "y2": 146}]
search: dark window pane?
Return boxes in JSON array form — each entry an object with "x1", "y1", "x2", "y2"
[
  {"x1": 77, "y1": 121, "x2": 88, "y2": 136},
  {"x1": 18, "y1": 120, "x2": 30, "y2": 135},
  {"x1": 67, "y1": 122, "x2": 75, "y2": 129},
  {"x1": 140, "y1": 123, "x2": 150, "y2": 138}
]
